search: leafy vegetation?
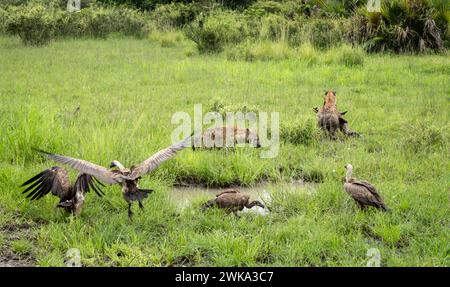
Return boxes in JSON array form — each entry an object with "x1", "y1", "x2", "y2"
[
  {"x1": 0, "y1": 35, "x2": 448, "y2": 266},
  {"x1": 0, "y1": 0, "x2": 448, "y2": 267}
]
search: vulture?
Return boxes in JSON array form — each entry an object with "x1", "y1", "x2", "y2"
[
  {"x1": 313, "y1": 90, "x2": 359, "y2": 139},
  {"x1": 201, "y1": 189, "x2": 265, "y2": 215},
  {"x1": 21, "y1": 166, "x2": 104, "y2": 215},
  {"x1": 343, "y1": 164, "x2": 390, "y2": 212},
  {"x1": 191, "y1": 126, "x2": 261, "y2": 150},
  {"x1": 32, "y1": 136, "x2": 191, "y2": 218}
]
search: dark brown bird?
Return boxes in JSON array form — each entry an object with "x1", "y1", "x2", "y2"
[
  {"x1": 313, "y1": 90, "x2": 359, "y2": 139},
  {"x1": 343, "y1": 164, "x2": 390, "y2": 212},
  {"x1": 201, "y1": 189, "x2": 265, "y2": 215},
  {"x1": 21, "y1": 166, "x2": 104, "y2": 215},
  {"x1": 33, "y1": 136, "x2": 191, "y2": 218}
]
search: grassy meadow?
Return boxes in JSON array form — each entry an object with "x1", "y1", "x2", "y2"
[{"x1": 0, "y1": 35, "x2": 449, "y2": 266}]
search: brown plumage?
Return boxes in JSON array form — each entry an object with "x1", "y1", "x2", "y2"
[
  {"x1": 33, "y1": 136, "x2": 191, "y2": 218},
  {"x1": 21, "y1": 166, "x2": 104, "y2": 215},
  {"x1": 313, "y1": 90, "x2": 359, "y2": 139},
  {"x1": 343, "y1": 164, "x2": 390, "y2": 212},
  {"x1": 192, "y1": 126, "x2": 261, "y2": 150},
  {"x1": 201, "y1": 189, "x2": 265, "y2": 215}
]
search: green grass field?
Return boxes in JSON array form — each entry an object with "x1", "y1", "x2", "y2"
[{"x1": 0, "y1": 35, "x2": 448, "y2": 266}]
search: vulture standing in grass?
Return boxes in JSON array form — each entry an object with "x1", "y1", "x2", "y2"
[
  {"x1": 201, "y1": 189, "x2": 266, "y2": 215},
  {"x1": 343, "y1": 164, "x2": 390, "y2": 212},
  {"x1": 31, "y1": 136, "x2": 191, "y2": 218},
  {"x1": 313, "y1": 90, "x2": 359, "y2": 139},
  {"x1": 21, "y1": 167, "x2": 104, "y2": 215}
]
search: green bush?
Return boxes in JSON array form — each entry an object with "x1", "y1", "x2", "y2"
[
  {"x1": 324, "y1": 44, "x2": 365, "y2": 67},
  {"x1": 5, "y1": 4, "x2": 150, "y2": 44},
  {"x1": 151, "y1": 3, "x2": 200, "y2": 29},
  {"x1": 281, "y1": 120, "x2": 316, "y2": 146},
  {"x1": 110, "y1": 8, "x2": 149, "y2": 37},
  {"x1": 226, "y1": 40, "x2": 293, "y2": 61},
  {"x1": 185, "y1": 11, "x2": 245, "y2": 53},
  {"x1": 352, "y1": 0, "x2": 449, "y2": 53},
  {"x1": 149, "y1": 29, "x2": 184, "y2": 47},
  {"x1": 6, "y1": 4, "x2": 56, "y2": 45},
  {"x1": 296, "y1": 42, "x2": 319, "y2": 65},
  {"x1": 302, "y1": 18, "x2": 346, "y2": 50}
]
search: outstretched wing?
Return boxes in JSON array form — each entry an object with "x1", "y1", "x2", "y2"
[
  {"x1": 128, "y1": 136, "x2": 191, "y2": 180},
  {"x1": 74, "y1": 173, "x2": 105, "y2": 197},
  {"x1": 21, "y1": 167, "x2": 71, "y2": 201},
  {"x1": 34, "y1": 149, "x2": 123, "y2": 185}
]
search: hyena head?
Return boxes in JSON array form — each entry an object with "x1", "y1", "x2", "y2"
[{"x1": 323, "y1": 90, "x2": 337, "y2": 107}]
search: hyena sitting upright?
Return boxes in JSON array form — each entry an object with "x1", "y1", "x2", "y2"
[{"x1": 313, "y1": 90, "x2": 359, "y2": 139}]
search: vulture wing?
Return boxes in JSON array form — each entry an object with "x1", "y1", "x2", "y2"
[
  {"x1": 74, "y1": 173, "x2": 105, "y2": 197},
  {"x1": 216, "y1": 190, "x2": 239, "y2": 197},
  {"x1": 128, "y1": 136, "x2": 191, "y2": 180},
  {"x1": 352, "y1": 181, "x2": 384, "y2": 204},
  {"x1": 21, "y1": 167, "x2": 71, "y2": 201},
  {"x1": 344, "y1": 181, "x2": 383, "y2": 207},
  {"x1": 34, "y1": 149, "x2": 123, "y2": 185}
]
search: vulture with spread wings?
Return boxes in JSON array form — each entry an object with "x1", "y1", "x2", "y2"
[
  {"x1": 21, "y1": 167, "x2": 104, "y2": 215},
  {"x1": 28, "y1": 136, "x2": 192, "y2": 218}
]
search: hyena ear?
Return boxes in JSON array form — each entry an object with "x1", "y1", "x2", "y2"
[
  {"x1": 323, "y1": 89, "x2": 327, "y2": 95},
  {"x1": 333, "y1": 90, "x2": 337, "y2": 94}
]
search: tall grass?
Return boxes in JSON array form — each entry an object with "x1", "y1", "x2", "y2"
[{"x1": 0, "y1": 36, "x2": 448, "y2": 266}]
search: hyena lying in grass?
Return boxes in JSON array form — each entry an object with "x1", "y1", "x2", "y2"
[
  {"x1": 192, "y1": 126, "x2": 261, "y2": 150},
  {"x1": 313, "y1": 90, "x2": 360, "y2": 139}
]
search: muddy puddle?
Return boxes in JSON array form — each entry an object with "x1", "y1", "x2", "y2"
[{"x1": 170, "y1": 181, "x2": 316, "y2": 213}]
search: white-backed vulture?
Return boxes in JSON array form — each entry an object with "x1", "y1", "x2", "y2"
[
  {"x1": 33, "y1": 136, "x2": 191, "y2": 218},
  {"x1": 21, "y1": 166, "x2": 104, "y2": 215},
  {"x1": 343, "y1": 164, "x2": 390, "y2": 212},
  {"x1": 201, "y1": 189, "x2": 265, "y2": 215}
]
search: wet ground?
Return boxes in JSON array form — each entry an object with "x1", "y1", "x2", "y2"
[{"x1": 170, "y1": 181, "x2": 316, "y2": 212}]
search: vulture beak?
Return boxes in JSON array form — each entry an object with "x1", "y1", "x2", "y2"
[{"x1": 109, "y1": 162, "x2": 116, "y2": 168}]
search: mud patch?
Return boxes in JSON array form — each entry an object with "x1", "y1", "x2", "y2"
[
  {"x1": 170, "y1": 182, "x2": 316, "y2": 211},
  {"x1": 0, "y1": 211, "x2": 38, "y2": 267}
]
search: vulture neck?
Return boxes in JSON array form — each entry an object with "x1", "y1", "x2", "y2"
[
  {"x1": 113, "y1": 161, "x2": 126, "y2": 170},
  {"x1": 345, "y1": 168, "x2": 353, "y2": 183},
  {"x1": 246, "y1": 201, "x2": 264, "y2": 209}
]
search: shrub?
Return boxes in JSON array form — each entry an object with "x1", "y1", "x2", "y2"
[
  {"x1": 6, "y1": 4, "x2": 56, "y2": 45},
  {"x1": 110, "y1": 8, "x2": 149, "y2": 38},
  {"x1": 301, "y1": 18, "x2": 346, "y2": 50},
  {"x1": 226, "y1": 40, "x2": 293, "y2": 61},
  {"x1": 151, "y1": 3, "x2": 200, "y2": 29},
  {"x1": 351, "y1": 0, "x2": 449, "y2": 53},
  {"x1": 281, "y1": 120, "x2": 316, "y2": 146},
  {"x1": 208, "y1": 98, "x2": 260, "y2": 117},
  {"x1": 5, "y1": 4, "x2": 150, "y2": 44},
  {"x1": 149, "y1": 30, "x2": 184, "y2": 47},
  {"x1": 324, "y1": 44, "x2": 365, "y2": 67},
  {"x1": 296, "y1": 42, "x2": 318, "y2": 64},
  {"x1": 0, "y1": 6, "x2": 8, "y2": 33},
  {"x1": 185, "y1": 10, "x2": 245, "y2": 53}
]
